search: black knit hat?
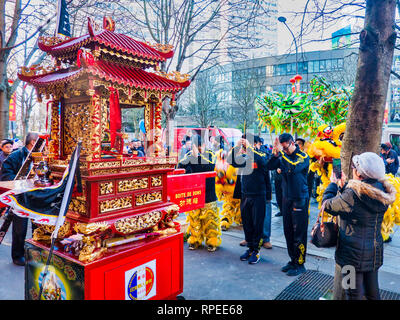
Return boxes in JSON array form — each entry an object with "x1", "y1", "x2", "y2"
[{"x1": 1, "y1": 139, "x2": 13, "y2": 147}]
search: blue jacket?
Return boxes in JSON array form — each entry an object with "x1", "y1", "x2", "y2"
[
  {"x1": 0, "y1": 147, "x2": 29, "y2": 181},
  {"x1": 267, "y1": 146, "x2": 310, "y2": 200},
  {"x1": 228, "y1": 145, "x2": 269, "y2": 197}
]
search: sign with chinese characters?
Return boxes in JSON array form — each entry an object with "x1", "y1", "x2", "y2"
[{"x1": 167, "y1": 171, "x2": 215, "y2": 212}]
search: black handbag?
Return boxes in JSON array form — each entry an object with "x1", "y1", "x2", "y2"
[{"x1": 310, "y1": 201, "x2": 338, "y2": 248}]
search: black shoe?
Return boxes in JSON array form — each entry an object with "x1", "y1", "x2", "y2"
[
  {"x1": 281, "y1": 261, "x2": 295, "y2": 272},
  {"x1": 240, "y1": 249, "x2": 253, "y2": 261},
  {"x1": 248, "y1": 250, "x2": 260, "y2": 264},
  {"x1": 275, "y1": 212, "x2": 282, "y2": 217},
  {"x1": 286, "y1": 264, "x2": 306, "y2": 276},
  {"x1": 13, "y1": 257, "x2": 25, "y2": 266}
]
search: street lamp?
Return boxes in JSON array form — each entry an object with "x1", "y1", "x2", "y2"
[
  {"x1": 278, "y1": 16, "x2": 298, "y2": 75},
  {"x1": 278, "y1": 16, "x2": 300, "y2": 137}
]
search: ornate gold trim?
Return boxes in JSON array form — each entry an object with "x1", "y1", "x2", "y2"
[
  {"x1": 99, "y1": 181, "x2": 113, "y2": 195},
  {"x1": 117, "y1": 177, "x2": 148, "y2": 193},
  {"x1": 145, "y1": 42, "x2": 174, "y2": 54},
  {"x1": 100, "y1": 196, "x2": 132, "y2": 213},
  {"x1": 99, "y1": 47, "x2": 158, "y2": 66},
  {"x1": 114, "y1": 211, "x2": 162, "y2": 235},
  {"x1": 151, "y1": 175, "x2": 162, "y2": 187},
  {"x1": 135, "y1": 191, "x2": 162, "y2": 206}
]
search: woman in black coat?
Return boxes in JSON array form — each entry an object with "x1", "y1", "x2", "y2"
[{"x1": 322, "y1": 152, "x2": 396, "y2": 300}]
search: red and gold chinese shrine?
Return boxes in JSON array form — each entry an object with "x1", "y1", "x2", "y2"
[{"x1": 17, "y1": 17, "x2": 192, "y2": 300}]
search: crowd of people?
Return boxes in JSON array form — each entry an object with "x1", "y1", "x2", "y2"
[
  {"x1": 0, "y1": 129, "x2": 398, "y2": 300},
  {"x1": 178, "y1": 130, "x2": 399, "y2": 300}
]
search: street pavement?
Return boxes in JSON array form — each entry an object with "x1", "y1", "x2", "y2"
[
  {"x1": 180, "y1": 197, "x2": 400, "y2": 300},
  {"x1": 0, "y1": 197, "x2": 399, "y2": 300}
]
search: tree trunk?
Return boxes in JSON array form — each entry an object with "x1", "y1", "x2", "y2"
[
  {"x1": 341, "y1": 0, "x2": 397, "y2": 177},
  {"x1": 0, "y1": 59, "x2": 9, "y2": 138},
  {"x1": 337, "y1": 0, "x2": 397, "y2": 300}
]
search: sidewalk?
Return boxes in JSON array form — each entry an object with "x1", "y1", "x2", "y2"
[
  {"x1": 0, "y1": 197, "x2": 399, "y2": 300},
  {"x1": 220, "y1": 197, "x2": 400, "y2": 274},
  {"x1": 179, "y1": 198, "x2": 400, "y2": 299}
]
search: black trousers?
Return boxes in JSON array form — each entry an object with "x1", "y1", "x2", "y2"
[
  {"x1": 11, "y1": 215, "x2": 29, "y2": 260},
  {"x1": 346, "y1": 271, "x2": 380, "y2": 300},
  {"x1": 307, "y1": 171, "x2": 315, "y2": 198},
  {"x1": 282, "y1": 197, "x2": 309, "y2": 266},
  {"x1": 240, "y1": 195, "x2": 266, "y2": 251},
  {"x1": 274, "y1": 173, "x2": 283, "y2": 212}
]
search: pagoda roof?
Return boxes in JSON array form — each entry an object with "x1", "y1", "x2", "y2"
[
  {"x1": 18, "y1": 60, "x2": 190, "y2": 93},
  {"x1": 38, "y1": 29, "x2": 174, "y2": 63}
]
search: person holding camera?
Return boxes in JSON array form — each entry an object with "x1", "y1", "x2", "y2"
[
  {"x1": 267, "y1": 133, "x2": 310, "y2": 276},
  {"x1": 322, "y1": 152, "x2": 396, "y2": 300}
]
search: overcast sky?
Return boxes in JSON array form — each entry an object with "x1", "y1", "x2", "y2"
[{"x1": 276, "y1": 0, "x2": 363, "y2": 55}]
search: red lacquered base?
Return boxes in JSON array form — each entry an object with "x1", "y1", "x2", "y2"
[{"x1": 25, "y1": 232, "x2": 183, "y2": 300}]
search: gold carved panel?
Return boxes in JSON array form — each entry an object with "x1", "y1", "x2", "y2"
[
  {"x1": 68, "y1": 198, "x2": 87, "y2": 216},
  {"x1": 151, "y1": 176, "x2": 162, "y2": 187},
  {"x1": 100, "y1": 197, "x2": 132, "y2": 213},
  {"x1": 135, "y1": 191, "x2": 162, "y2": 206},
  {"x1": 99, "y1": 181, "x2": 113, "y2": 195},
  {"x1": 63, "y1": 103, "x2": 91, "y2": 157},
  {"x1": 114, "y1": 211, "x2": 162, "y2": 235},
  {"x1": 118, "y1": 177, "x2": 148, "y2": 193}
]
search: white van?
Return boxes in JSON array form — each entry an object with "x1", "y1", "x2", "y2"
[
  {"x1": 382, "y1": 125, "x2": 400, "y2": 154},
  {"x1": 381, "y1": 125, "x2": 400, "y2": 175}
]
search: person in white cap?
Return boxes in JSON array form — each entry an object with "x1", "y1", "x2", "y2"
[{"x1": 322, "y1": 152, "x2": 396, "y2": 300}]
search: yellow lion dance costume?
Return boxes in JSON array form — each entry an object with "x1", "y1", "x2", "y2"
[
  {"x1": 178, "y1": 148, "x2": 222, "y2": 252},
  {"x1": 215, "y1": 150, "x2": 241, "y2": 231},
  {"x1": 308, "y1": 123, "x2": 400, "y2": 240},
  {"x1": 186, "y1": 201, "x2": 222, "y2": 251}
]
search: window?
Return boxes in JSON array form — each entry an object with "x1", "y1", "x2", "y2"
[
  {"x1": 331, "y1": 59, "x2": 338, "y2": 70},
  {"x1": 320, "y1": 60, "x2": 326, "y2": 72},
  {"x1": 274, "y1": 64, "x2": 287, "y2": 76},
  {"x1": 308, "y1": 61, "x2": 314, "y2": 73},
  {"x1": 338, "y1": 58, "x2": 344, "y2": 69},
  {"x1": 286, "y1": 63, "x2": 292, "y2": 75},
  {"x1": 313, "y1": 60, "x2": 319, "y2": 73},
  {"x1": 298, "y1": 61, "x2": 308, "y2": 73},
  {"x1": 326, "y1": 59, "x2": 332, "y2": 71},
  {"x1": 266, "y1": 65, "x2": 273, "y2": 77}
]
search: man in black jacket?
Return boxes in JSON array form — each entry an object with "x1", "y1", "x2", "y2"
[
  {"x1": 268, "y1": 133, "x2": 310, "y2": 276},
  {"x1": 228, "y1": 134, "x2": 269, "y2": 264},
  {"x1": 178, "y1": 135, "x2": 221, "y2": 252},
  {"x1": 1, "y1": 132, "x2": 38, "y2": 266}
]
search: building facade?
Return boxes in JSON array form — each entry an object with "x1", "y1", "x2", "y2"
[{"x1": 186, "y1": 47, "x2": 358, "y2": 128}]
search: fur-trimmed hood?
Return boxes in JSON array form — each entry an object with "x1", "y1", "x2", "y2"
[{"x1": 347, "y1": 178, "x2": 397, "y2": 207}]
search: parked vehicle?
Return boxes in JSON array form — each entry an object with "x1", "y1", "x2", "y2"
[{"x1": 174, "y1": 127, "x2": 242, "y2": 154}]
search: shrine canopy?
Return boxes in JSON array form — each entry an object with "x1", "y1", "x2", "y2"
[{"x1": 17, "y1": 16, "x2": 190, "y2": 102}]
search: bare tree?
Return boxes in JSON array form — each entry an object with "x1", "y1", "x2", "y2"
[
  {"x1": 231, "y1": 63, "x2": 266, "y2": 131},
  {"x1": 184, "y1": 71, "x2": 223, "y2": 128},
  {"x1": 114, "y1": 0, "x2": 276, "y2": 120},
  {"x1": 322, "y1": 51, "x2": 358, "y2": 86},
  {"x1": 0, "y1": 0, "x2": 60, "y2": 138}
]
